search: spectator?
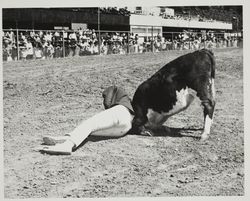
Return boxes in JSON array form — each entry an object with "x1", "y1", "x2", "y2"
[
  {"x1": 63, "y1": 30, "x2": 68, "y2": 40},
  {"x1": 19, "y1": 45, "x2": 27, "y2": 60},
  {"x1": 172, "y1": 36, "x2": 178, "y2": 50},
  {"x1": 54, "y1": 31, "x2": 60, "y2": 38},
  {"x1": 45, "y1": 31, "x2": 52, "y2": 43},
  {"x1": 47, "y1": 41, "x2": 54, "y2": 59},
  {"x1": 100, "y1": 40, "x2": 108, "y2": 55},
  {"x1": 68, "y1": 32, "x2": 77, "y2": 56},
  {"x1": 161, "y1": 38, "x2": 167, "y2": 51},
  {"x1": 34, "y1": 42, "x2": 43, "y2": 59},
  {"x1": 54, "y1": 34, "x2": 63, "y2": 58},
  {"x1": 26, "y1": 39, "x2": 34, "y2": 59},
  {"x1": 30, "y1": 30, "x2": 35, "y2": 38},
  {"x1": 6, "y1": 41, "x2": 13, "y2": 61},
  {"x1": 69, "y1": 31, "x2": 77, "y2": 41},
  {"x1": 92, "y1": 41, "x2": 99, "y2": 55},
  {"x1": 193, "y1": 36, "x2": 200, "y2": 50},
  {"x1": 11, "y1": 42, "x2": 18, "y2": 61},
  {"x1": 9, "y1": 29, "x2": 16, "y2": 44},
  {"x1": 79, "y1": 37, "x2": 90, "y2": 56}
]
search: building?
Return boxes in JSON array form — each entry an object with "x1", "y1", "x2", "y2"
[
  {"x1": 2, "y1": 8, "x2": 130, "y2": 31},
  {"x1": 127, "y1": 6, "x2": 233, "y2": 40}
]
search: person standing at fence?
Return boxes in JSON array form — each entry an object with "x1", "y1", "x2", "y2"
[
  {"x1": 18, "y1": 33, "x2": 27, "y2": 60},
  {"x1": 100, "y1": 40, "x2": 108, "y2": 55},
  {"x1": 47, "y1": 41, "x2": 54, "y2": 59},
  {"x1": 34, "y1": 42, "x2": 43, "y2": 59},
  {"x1": 9, "y1": 29, "x2": 16, "y2": 44},
  {"x1": 193, "y1": 36, "x2": 200, "y2": 50},
  {"x1": 40, "y1": 86, "x2": 134, "y2": 155},
  {"x1": 92, "y1": 41, "x2": 99, "y2": 55},
  {"x1": 233, "y1": 37, "x2": 238, "y2": 47},
  {"x1": 26, "y1": 39, "x2": 34, "y2": 60},
  {"x1": 166, "y1": 39, "x2": 172, "y2": 51},
  {"x1": 53, "y1": 31, "x2": 62, "y2": 58},
  {"x1": 92, "y1": 29, "x2": 97, "y2": 41},
  {"x1": 33, "y1": 33, "x2": 43, "y2": 59},
  {"x1": 5, "y1": 40, "x2": 13, "y2": 61},
  {"x1": 69, "y1": 32, "x2": 77, "y2": 56},
  {"x1": 11, "y1": 41, "x2": 18, "y2": 61},
  {"x1": 173, "y1": 36, "x2": 178, "y2": 50},
  {"x1": 45, "y1": 31, "x2": 52, "y2": 43}
]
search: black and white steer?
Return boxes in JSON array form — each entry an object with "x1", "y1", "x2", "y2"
[{"x1": 132, "y1": 49, "x2": 216, "y2": 141}]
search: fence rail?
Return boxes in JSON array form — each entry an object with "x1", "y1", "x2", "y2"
[{"x1": 2, "y1": 28, "x2": 242, "y2": 62}]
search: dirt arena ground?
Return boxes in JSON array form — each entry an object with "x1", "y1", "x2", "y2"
[{"x1": 3, "y1": 48, "x2": 243, "y2": 198}]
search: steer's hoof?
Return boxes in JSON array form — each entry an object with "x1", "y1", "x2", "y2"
[
  {"x1": 200, "y1": 133, "x2": 209, "y2": 141},
  {"x1": 140, "y1": 129, "x2": 154, "y2": 137}
]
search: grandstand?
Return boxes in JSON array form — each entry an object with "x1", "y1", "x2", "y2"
[{"x1": 3, "y1": 6, "x2": 242, "y2": 32}]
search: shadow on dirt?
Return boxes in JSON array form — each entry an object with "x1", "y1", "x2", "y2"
[
  {"x1": 81, "y1": 126, "x2": 202, "y2": 145},
  {"x1": 139, "y1": 125, "x2": 203, "y2": 139}
]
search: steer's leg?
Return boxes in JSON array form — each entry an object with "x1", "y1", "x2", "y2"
[
  {"x1": 193, "y1": 77, "x2": 216, "y2": 141},
  {"x1": 131, "y1": 102, "x2": 153, "y2": 136}
]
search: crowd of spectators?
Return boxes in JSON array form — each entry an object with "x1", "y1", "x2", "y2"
[
  {"x1": 2, "y1": 28, "x2": 139, "y2": 61},
  {"x1": 3, "y1": 29, "x2": 99, "y2": 61},
  {"x1": 2, "y1": 28, "x2": 239, "y2": 62},
  {"x1": 188, "y1": 6, "x2": 241, "y2": 24},
  {"x1": 57, "y1": 7, "x2": 131, "y2": 16},
  {"x1": 131, "y1": 7, "x2": 219, "y2": 23},
  {"x1": 100, "y1": 7, "x2": 130, "y2": 16},
  {"x1": 132, "y1": 6, "x2": 241, "y2": 27},
  {"x1": 165, "y1": 6, "x2": 242, "y2": 25},
  {"x1": 159, "y1": 11, "x2": 225, "y2": 23}
]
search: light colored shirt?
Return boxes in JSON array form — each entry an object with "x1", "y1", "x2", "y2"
[{"x1": 26, "y1": 42, "x2": 33, "y2": 55}]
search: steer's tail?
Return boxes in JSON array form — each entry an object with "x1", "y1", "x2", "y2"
[{"x1": 200, "y1": 48, "x2": 215, "y2": 78}]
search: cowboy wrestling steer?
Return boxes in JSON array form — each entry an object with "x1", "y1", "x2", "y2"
[{"x1": 132, "y1": 49, "x2": 216, "y2": 141}]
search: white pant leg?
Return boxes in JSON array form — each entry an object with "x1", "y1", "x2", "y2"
[{"x1": 68, "y1": 105, "x2": 133, "y2": 147}]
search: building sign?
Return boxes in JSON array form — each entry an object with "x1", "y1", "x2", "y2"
[
  {"x1": 71, "y1": 23, "x2": 88, "y2": 31},
  {"x1": 54, "y1": 26, "x2": 69, "y2": 30}
]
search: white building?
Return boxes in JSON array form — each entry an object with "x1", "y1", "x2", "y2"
[{"x1": 127, "y1": 7, "x2": 232, "y2": 39}]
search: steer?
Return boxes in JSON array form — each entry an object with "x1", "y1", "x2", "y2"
[{"x1": 132, "y1": 49, "x2": 216, "y2": 141}]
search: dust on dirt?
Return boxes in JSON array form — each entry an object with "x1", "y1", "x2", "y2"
[{"x1": 3, "y1": 48, "x2": 243, "y2": 198}]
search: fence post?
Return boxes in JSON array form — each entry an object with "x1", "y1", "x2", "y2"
[
  {"x1": 216, "y1": 33, "x2": 218, "y2": 48},
  {"x1": 188, "y1": 31, "x2": 191, "y2": 50},
  {"x1": 171, "y1": 32, "x2": 173, "y2": 50},
  {"x1": 204, "y1": 34, "x2": 206, "y2": 49},
  {"x1": 62, "y1": 31, "x2": 65, "y2": 58},
  {"x1": 16, "y1": 29, "x2": 19, "y2": 61},
  {"x1": 98, "y1": 7, "x2": 101, "y2": 55},
  {"x1": 98, "y1": 32, "x2": 101, "y2": 55},
  {"x1": 127, "y1": 32, "x2": 129, "y2": 54},
  {"x1": 151, "y1": 26, "x2": 154, "y2": 52}
]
